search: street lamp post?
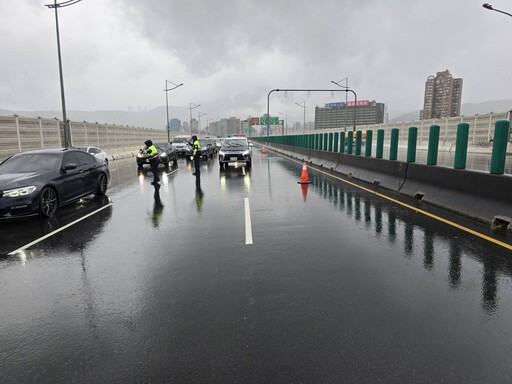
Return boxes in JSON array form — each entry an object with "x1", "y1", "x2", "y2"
[
  {"x1": 331, "y1": 80, "x2": 358, "y2": 131},
  {"x1": 332, "y1": 77, "x2": 349, "y2": 131},
  {"x1": 45, "y1": 0, "x2": 82, "y2": 147},
  {"x1": 279, "y1": 111, "x2": 287, "y2": 135},
  {"x1": 164, "y1": 80, "x2": 183, "y2": 143},
  {"x1": 295, "y1": 101, "x2": 306, "y2": 134},
  {"x1": 483, "y1": 3, "x2": 512, "y2": 17},
  {"x1": 205, "y1": 117, "x2": 211, "y2": 135},
  {"x1": 189, "y1": 102, "x2": 201, "y2": 136}
]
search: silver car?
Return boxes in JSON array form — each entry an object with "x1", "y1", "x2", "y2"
[
  {"x1": 172, "y1": 135, "x2": 192, "y2": 157},
  {"x1": 77, "y1": 146, "x2": 109, "y2": 165}
]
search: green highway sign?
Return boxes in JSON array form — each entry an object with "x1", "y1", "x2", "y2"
[{"x1": 260, "y1": 116, "x2": 279, "y2": 125}]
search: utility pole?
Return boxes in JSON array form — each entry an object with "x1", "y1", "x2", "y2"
[
  {"x1": 45, "y1": 0, "x2": 82, "y2": 147},
  {"x1": 164, "y1": 81, "x2": 183, "y2": 142}
]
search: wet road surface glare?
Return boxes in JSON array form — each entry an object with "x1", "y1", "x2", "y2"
[{"x1": 1, "y1": 150, "x2": 511, "y2": 383}]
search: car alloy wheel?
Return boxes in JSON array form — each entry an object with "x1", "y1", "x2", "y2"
[
  {"x1": 96, "y1": 174, "x2": 108, "y2": 195},
  {"x1": 40, "y1": 187, "x2": 58, "y2": 217}
]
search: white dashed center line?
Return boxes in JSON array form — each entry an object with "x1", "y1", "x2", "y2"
[{"x1": 244, "y1": 197, "x2": 253, "y2": 245}]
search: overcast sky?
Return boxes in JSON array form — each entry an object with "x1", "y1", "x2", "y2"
[{"x1": 0, "y1": 0, "x2": 510, "y2": 124}]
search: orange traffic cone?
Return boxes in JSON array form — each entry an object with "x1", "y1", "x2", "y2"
[
  {"x1": 297, "y1": 162, "x2": 312, "y2": 184},
  {"x1": 262, "y1": 146, "x2": 267, "y2": 154}
]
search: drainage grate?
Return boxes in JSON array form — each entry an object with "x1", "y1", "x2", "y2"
[{"x1": 492, "y1": 216, "x2": 511, "y2": 232}]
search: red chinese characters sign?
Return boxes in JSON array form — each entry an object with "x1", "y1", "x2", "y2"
[
  {"x1": 250, "y1": 117, "x2": 260, "y2": 125},
  {"x1": 347, "y1": 100, "x2": 369, "y2": 107}
]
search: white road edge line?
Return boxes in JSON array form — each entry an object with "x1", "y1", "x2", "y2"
[
  {"x1": 7, "y1": 203, "x2": 113, "y2": 256},
  {"x1": 244, "y1": 197, "x2": 253, "y2": 245},
  {"x1": 166, "y1": 169, "x2": 179, "y2": 176}
]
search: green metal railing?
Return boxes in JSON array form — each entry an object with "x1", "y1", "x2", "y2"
[{"x1": 252, "y1": 120, "x2": 511, "y2": 175}]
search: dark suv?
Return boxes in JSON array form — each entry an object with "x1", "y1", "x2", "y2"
[{"x1": 218, "y1": 137, "x2": 252, "y2": 169}]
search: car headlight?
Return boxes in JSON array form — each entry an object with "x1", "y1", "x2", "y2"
[
  {"x1": 160, "y1": 153, "x2": 168, "y2": 158},
  {"x1": 219, "y1": 150, "x2": 225, "y2": 156},
  {"x1": 2, "y1": 186, "x2": 37, "y2": 197},
  {"x1": 137, "y1": 153, "x2": 144, "y2": 158},
  {"x1": 243, "y1": 150, "x2": 250, "y2": 156}
]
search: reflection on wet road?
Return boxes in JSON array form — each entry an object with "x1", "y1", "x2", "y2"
[{"x1": 0, "y1": 150, "x2": 511, "y2": 383}]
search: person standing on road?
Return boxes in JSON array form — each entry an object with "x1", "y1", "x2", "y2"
[
  {"x1": 142, "y1": 139, "x2": 160, "y2": 184},
  {"x1": 190, "y1": 135, "x2": 201, "y2": 176}
]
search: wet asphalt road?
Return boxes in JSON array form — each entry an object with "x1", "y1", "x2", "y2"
[{"x1": 1, "y1": 149, "x2": 512, "y2": 383}]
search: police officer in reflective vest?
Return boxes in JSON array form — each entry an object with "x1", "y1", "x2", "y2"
[
  {"x1": 191, "y1": 135, "x2": 201, "y2": 176},
  {"x1": 143, "y1": 139, "x2": 160, "y2": 184}
]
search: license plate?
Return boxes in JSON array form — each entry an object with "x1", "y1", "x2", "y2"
[{"x1": 230, "y1": 157, "x2": 238, "y2": 161}]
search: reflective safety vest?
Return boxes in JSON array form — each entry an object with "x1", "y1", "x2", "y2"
[
  {"x1": 192, "y1": 140, "x2": 200, "y2": 156},
  {"x1": 144, "y1": 144, "x2": 159, "y2": 159}
]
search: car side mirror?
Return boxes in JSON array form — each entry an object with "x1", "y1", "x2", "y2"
[
  {"x1": 63, "y1": 163, "x2": 77, "y2": 170},
  {"x1": 249, "y1": 143, "x2": 253, "y2": 147}
]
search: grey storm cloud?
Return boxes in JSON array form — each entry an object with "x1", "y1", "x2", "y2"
[
  {"x1": 116, "y1": 0, "x2": 489, "y2": 73},
  {"x1": 1, "y1": 0, "x2": 510, "y2": 123}
]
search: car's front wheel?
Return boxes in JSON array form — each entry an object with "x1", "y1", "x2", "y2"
[
  {"x1": 40, "y1": 187, "x2": 58, "y2": 217},
  {"x1": 96, "y1": 173, "x2": 108, "y2": 195}
]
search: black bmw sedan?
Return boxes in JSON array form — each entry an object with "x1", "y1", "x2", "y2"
[{"x1": 0, "y1": 148, "x2": 109, "y2": 219}]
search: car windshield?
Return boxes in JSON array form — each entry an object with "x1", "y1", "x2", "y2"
[
  {"x1": 223, "y1": 139, "x2": 247, "y2": 147},
  {"x1": 173, "y1": 137, "x2": 189, "y2": 143},
  {"x1": 0, "y1": 153, "x2": 61, "y2": 173}
]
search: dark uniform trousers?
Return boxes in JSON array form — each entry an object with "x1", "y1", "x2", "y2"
[{"x1": 194, "y1": 153, "x2": 200, "y2": 175}]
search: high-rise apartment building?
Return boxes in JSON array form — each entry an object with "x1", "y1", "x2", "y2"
[{"x1": 421, "y1": 70, "x2": 463, "y2": 120}]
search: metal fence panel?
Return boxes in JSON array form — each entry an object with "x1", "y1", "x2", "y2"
[{"x1": 0, "y1": 116, "x2": 171, "y2": 162}]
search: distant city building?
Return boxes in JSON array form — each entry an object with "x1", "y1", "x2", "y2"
[
  {"x1": 315, "y1": 100, "x2": 385, "y2": 130},
  {"x1": 208, "y1": 121, "x2": 219, "y2": 136},
  {"x1": 421, "y1": 69, "x2": 463, "y2": 120},
  {"x1": 190, "y1": 118, "x2": 198, "y2": 134},
  {"x1": 203, "y1": 117, "x2": 241, "y2": 137},
  {"x1": 227, "y1": 117, "x2": 240, "y2": 136},
  {"x1": 169, "y1": 118, "x2": 181, "y2": 132},
  {"x1": 181, "y1": 121, "x2": 190, "y2": 134}
]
